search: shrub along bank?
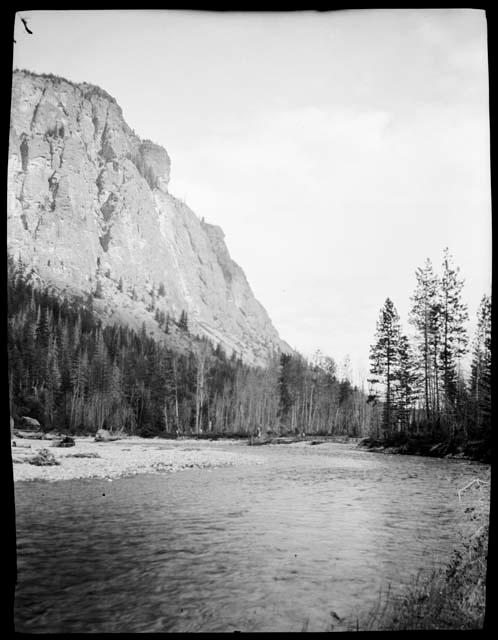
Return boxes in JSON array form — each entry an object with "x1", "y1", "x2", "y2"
[{"x1": 359, "y1": 431, "x2": 492, "y2": 463}]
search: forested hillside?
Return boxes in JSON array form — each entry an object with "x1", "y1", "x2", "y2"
[
  {"x1": 7, "y1": 247, "x2": 490, "y2": 452},
  {"x1": 7, "y1": 256, "x2": 372, "y2": 438}
]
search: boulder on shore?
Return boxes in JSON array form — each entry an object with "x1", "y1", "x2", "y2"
[
  {"x1": 20, "y1": 416, "x2": 42, "y2": 430},
  {"x1": 29, "y1": 448, "x2": 60, "y2": 466},
  {"x1": 51, "y1": 436, "x2": 75, "y2": 448},
  {"x1": 95, "y1": 428, "x2": 111, "y2": 442}
]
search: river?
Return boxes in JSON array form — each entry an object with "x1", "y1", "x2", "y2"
[{"x1": 13, "y1": 441, "x2": 489, "y2": 632}]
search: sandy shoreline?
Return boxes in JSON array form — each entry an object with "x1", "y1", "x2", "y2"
[{"x1": 11, "y1": 436, "x2": 264, "y2": 482}]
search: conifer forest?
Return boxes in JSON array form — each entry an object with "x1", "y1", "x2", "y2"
[{"x1": 7, "y1": 249, "x2": 491, "y2": 454}]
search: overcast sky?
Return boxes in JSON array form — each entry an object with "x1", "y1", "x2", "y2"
[{"x1": 12, "y1": 9, "x2": 491, "y2": 379}]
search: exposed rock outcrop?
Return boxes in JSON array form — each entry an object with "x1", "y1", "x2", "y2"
[{"x1": 8, "y1": 70, "x2": 291, "y2": 365}]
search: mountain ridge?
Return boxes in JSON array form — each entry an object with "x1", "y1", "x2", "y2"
[{"x1": 8, "y1": 68, "x2": 291, "y2": 365}]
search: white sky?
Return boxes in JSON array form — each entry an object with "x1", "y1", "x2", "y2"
[{"x1": 12, "y1": 9, "x2": 491, "y2": 379}]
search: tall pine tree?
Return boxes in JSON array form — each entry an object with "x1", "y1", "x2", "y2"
[
  {"x1": 394, "y1": 334, "x2": 419, "y2": 432},
  {"x1": 470, "y1": 294, "x2": 491, "y2": 439},
  {"x1": 409, "y1": 258, "x2": 441, "y2": 428},
  {"x1": 369, "y1": 298, "x2": 402, "y2": 435},
  {"x1": 439, "y1": 248, "x2": 469, "y2": 432}
]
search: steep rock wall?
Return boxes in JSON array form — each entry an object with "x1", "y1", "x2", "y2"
[{"x1": 8, "y1": 70, "x2": 290, "y2": 365}]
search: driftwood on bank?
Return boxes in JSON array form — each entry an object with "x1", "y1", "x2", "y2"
[{"x1": 247, "y1": 435, "x2": 358, "y2": 446}]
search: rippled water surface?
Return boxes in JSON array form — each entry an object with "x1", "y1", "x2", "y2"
[{"x1": 14, "y1": 442, "x2": 489, "y2": 632}]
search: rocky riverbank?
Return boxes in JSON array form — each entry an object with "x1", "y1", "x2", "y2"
[
  {"x1": 11, "y1": 436, "x2": 263, "y2": 482},
  {"x1": 358, "y1": 434, "x2": 492, "y2": 463},
  {"x1": 247, "y1": 435, "x2": 364, "y2": 447}
]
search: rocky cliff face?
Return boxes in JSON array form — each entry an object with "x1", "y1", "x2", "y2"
[{"x1": 8, "y1": 69, "x2": 290, "y2": 365}]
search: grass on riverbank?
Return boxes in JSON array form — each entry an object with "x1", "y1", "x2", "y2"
[{"x1": 347, "y1": 477, "x2": 490, "y2": 631}]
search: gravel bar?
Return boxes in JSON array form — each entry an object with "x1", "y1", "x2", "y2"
[{"x1": 11, "y1": 437, "x2": 264, "y2": 482}]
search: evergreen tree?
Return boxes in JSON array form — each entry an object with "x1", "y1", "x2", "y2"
[
  {"x1": 409, "y1": 258, "x2": 441, "y2": 427},
  {"x1": 368, "y1": 298, "x2": 402, "y2": 435},
  {"x1": 439, "y1": 248, "x2": 469, "y2": 430},
  {"x1": 393, "y1": 334, "x2": 419, "y2": 431},
  {"x1": 278, "y1": 353, "x2": 294, "y2": 426},
  {"x1": 470, "y1": 294, "x2": 491, "y2": 438},
  {"x1": 178, "y1": 310, "x2": 189, "y2": 332},
  {"x1": 148, "y1": 289, "x2": 156, "y2": 312},
  {"x1": 194, "y1": 340, "x2": 212, "y2": 434}
]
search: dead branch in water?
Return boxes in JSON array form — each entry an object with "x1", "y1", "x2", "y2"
[{"x1": 458, "y1": 478, "x2": 489, "y2": 504}]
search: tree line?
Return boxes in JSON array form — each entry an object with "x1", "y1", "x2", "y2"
[
  {"x1": 7, "y1": 256, "x2": 376, "y2": 438},
  {"x1": 368, "y1": 248, "x2": 491, "y2": 445}
]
